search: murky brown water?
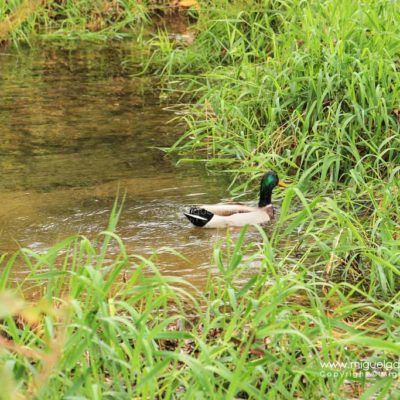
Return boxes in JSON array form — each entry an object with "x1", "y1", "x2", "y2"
[{"x1": 0, "y1": 44, "x2": 252, "y2": 287}]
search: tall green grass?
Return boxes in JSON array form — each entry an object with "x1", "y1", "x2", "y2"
[
  {"x1": 1, "y1": 203, "x2": 399, "y2": 399},
  {"x1": 150, "y1": 0, "x2": 400, "y2": 185},
  {"x1": 0, "y1": 0, "x2": 150, "y2": 44},
  {"x1": 144, "y1": 7, "x2": 400, "y2": 397},
  {"x1": 147, "y1": 0, "x2": 400, "y2": 298}
]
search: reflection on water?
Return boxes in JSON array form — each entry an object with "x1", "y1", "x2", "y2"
[{"x1": 0, "y1": 44, "x2": 255, "y2": 287}]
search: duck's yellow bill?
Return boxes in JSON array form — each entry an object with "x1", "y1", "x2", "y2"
[{"x1": 278, "y1": 181, "x2": 289, "y2": 188}]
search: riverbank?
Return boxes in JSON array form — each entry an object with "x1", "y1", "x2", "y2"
[{"x1": 0, "y1": 0, "x2": 197, "y2": 45}]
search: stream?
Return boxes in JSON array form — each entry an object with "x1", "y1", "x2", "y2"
[{"x1": 0, "y1": 43, "x2": 252, "y2": 288}]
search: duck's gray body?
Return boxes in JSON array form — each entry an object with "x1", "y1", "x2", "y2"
[{"x1": 184, "y1": 204, "x2": 274, "y2": 228}]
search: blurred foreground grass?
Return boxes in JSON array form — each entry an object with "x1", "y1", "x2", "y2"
[{"x1": 1, "y1": 197, "x2": 399, "y2": 398}]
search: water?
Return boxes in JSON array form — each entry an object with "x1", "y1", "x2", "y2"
[{"x1": 0, "y1": 43, "x2": 245, "y2": 287}]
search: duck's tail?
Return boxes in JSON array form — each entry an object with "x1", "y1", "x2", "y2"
[{"x1": 184, "y1": 207, "x2": 214, "y2": 227}]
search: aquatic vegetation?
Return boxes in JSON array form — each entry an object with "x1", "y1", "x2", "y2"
[
  {"x1": 148, "y1": 0, "x2": 400, "y2": 299},
  {"x1": 1, "y1": 204, "x2": 399, "y2": 399},
  {"x1": 152, "y1": 1, "x2": 400, "y2": 183}
]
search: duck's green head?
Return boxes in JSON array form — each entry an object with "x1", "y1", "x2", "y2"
[{"x1": 259, "y1": 171, "x2": 288, "y2": 207}]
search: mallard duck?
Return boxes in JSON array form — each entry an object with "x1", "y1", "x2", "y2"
[{"x1": 184, "y1": 171, "x2": 288, "y2": 228}]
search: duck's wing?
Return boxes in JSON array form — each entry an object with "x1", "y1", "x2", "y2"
[
  {"x1": 199, "y1": 203, "x2": 257, "y2": 216},
  {"x1": 184, "y1": 206, "x2": 273, "y2": 228},
  {"x1": 205, "y1": 209, "x2": 271, "y2": 228},
  {"x1": 184, "y1": 208, "x2": 214, "y2": 227}
]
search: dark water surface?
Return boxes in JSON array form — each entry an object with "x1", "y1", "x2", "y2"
[{"x1": 0, "y1": 44, "x2": 239, "y2": 287}]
